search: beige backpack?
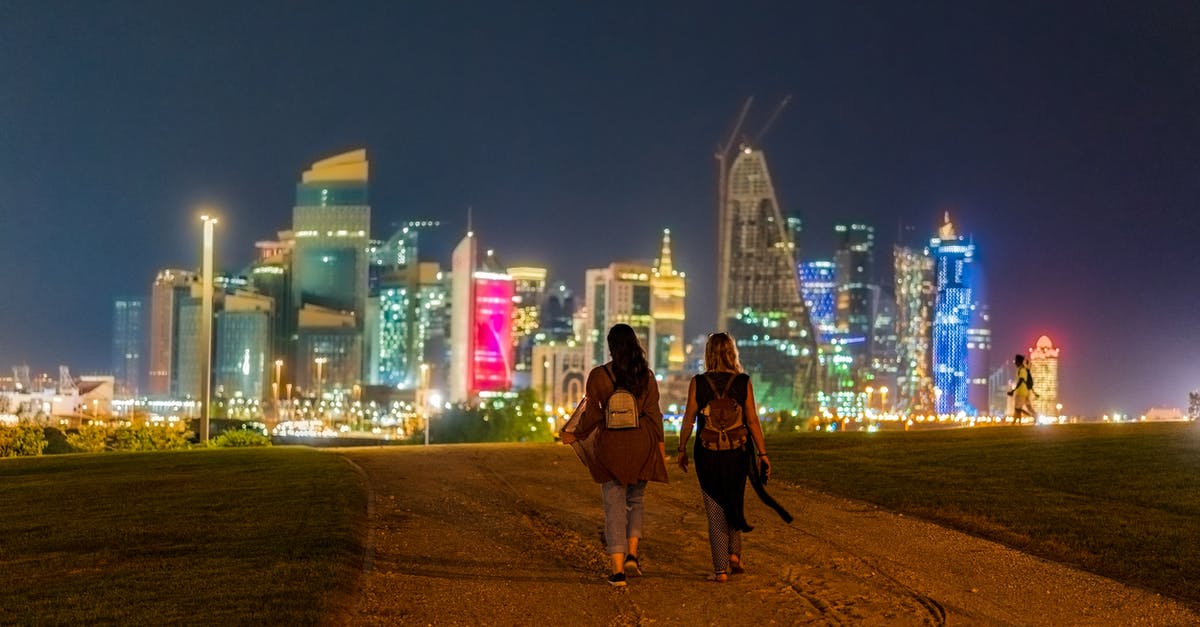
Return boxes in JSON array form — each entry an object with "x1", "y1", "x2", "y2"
[{"x1": 602, "y1": 365, "x2": 639, "y2": 430}]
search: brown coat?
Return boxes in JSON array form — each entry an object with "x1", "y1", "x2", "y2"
[{"x1": 574, "y1": 364, "x2": 668, "y2": 486}]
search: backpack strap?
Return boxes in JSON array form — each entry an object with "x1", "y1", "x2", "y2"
[
  {"x1": 602, "y1": 364, "x2": 616, "y2": 385},
  {"x1": 705, "y1": 372, "x2": 738, "y2": 400}
]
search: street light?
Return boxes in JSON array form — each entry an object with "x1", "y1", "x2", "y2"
[
  {"x1": 273, "y1": 359, "x2": 284, "y2": 427},
  {"x1": 314, "y1": 357, "x2": 328, "y2": 424},
  {"x1": 199, "y1": 213, "x2": 218, "y2": 443},
  {"x1": 285, "y1": 383, "x2": 293, "y2": 422}
]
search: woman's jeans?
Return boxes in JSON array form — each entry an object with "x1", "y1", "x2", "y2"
[{"x1": 600, "y1": 480, "x2": 647, "y2": 555}]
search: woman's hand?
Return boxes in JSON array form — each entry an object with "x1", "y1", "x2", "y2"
[
  {"x1": 758, "y1": 454, "x2": 771, "y2": 479},
  {"x1": 560, "y1": 431, "x2": 577, "y2": 445},
  {"x1": 677, "y1": 450, "x2": 689, "y2": 473}
]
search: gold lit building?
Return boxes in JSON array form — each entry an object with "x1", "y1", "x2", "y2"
[
  {"x1": 651, "y1": 229, "x2": 686, "y2": 373},
  {"x1": 1028, "y1": 335, "x2": 1060, "y2": 417}
]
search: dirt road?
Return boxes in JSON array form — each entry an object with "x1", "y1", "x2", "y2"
[{"x1": 337, "y1": 444, "x2": 1196, "y2": 626}]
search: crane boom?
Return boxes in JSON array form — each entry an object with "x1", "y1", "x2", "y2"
[{"x1": 753, "y1": 95, "x2": 792, "y2": 145}]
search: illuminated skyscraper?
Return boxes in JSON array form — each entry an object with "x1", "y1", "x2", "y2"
[
  {"x1": 1028, "y1": 335, "x2": 1060, "y2": 417},
  {"x1": 717, "y1": 145, "x2": 819, "y2": 411},
  {"x1": 508, "y1": 266, "x2": 548, "y2": 373},
  {"x1": 929, "y1": 214, "x2": 978, "y2": 415},
  {"x1": 214, "y1": 292, "x2": 272, "y2": 400},
  {"x1": 112, "y1": 297, "x2": 144, "y2": 397},
  {"x1": 834, "y1": 223, "x2": 875, "y2": 386},
  {"x1": 246, "y1": 234, "x2": 293, "y2": 386},
  {"x1": 148, "y1": 269, "x2": 197, "y2": 397},
  {"x1": 893, "y1": 246, "x2": 934, "y2": 412},
  {"x1": 870, "y1": 290, "x2": 899, "y2": 393},
  {"x1": 651, "y1": 229, "x2": 686, "y2": 373},
  {"x1": 967, "y1": 304, "x2": 992, "y2": 413},
  {"x1": 540, "y1": 281, "x2": 576, "y2": 342},
  {"x1": 449, "y1": 232, "x2": 514, "y2": 402},
  {"x1": 291, "y1": 149, "x2": 370, "y2": 392},
  {"x1": 584, "y1": 262, "x2": 653, "y2": 367},
  {"x1": 799, "y1": 261, "x2": 837, "y2": 343},
  {"x1": 364, "y1": 221, "x2": 447, "y2": 390}
]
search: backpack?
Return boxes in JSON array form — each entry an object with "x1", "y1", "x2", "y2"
[
  {"x1": 1025, "y1": 368, "x2": 1034, "y2": 391},
  {"x1": 602, "y1": 365, "x2": 640, "y2": 430},
  {"x1": 699, "y1": 373, "x2": 748, "y2": 451}
]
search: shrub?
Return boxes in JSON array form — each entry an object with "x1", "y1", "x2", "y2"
[
  {"x1": 42, "y1": 427, "x2": 73, "y2": 455},
  {"x1": 66, "y1": 424, "x2": 112, "y2": 453},
  {"x1": 210, "y1": 429, "x2": 271, "y2": 448},
  {"x1": 0, "y1": 424, "x2": 49, "y2": 457},
  {"x1": 112, "y1": 424, "x2": 193, "y2": 451},
  {"x1": 67, "y1": 423, "x2": 194, "y2": 453}
]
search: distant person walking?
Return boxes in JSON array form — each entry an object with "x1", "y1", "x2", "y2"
[
  {"x1": 676, "y1": 332, "x2": 791, "y2": 582},
  {"x1": 559, "y1": 324, "x2": 667, "y2": 587},
  {"x1": 1008, "y1": 354, "x2": 1036, "y2": 424}
]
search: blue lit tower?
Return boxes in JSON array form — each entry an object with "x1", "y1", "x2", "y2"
[
  {"x1": 799, "y1": 261, "x2": 837, "y2": 344},
  {"x1": 291, "y1": 149, "x2": 370, "y2": 393},
  {"x1": 929, "y1": 213, "x2": 978, "y2": 414},
  {"x1": 112, "y1": 297, "x2": 144, "y2": 397}
]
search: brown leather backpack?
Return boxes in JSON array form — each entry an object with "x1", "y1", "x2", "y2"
[{"x1": 699, "y1": 374, "x2": 747, "y2": 451}]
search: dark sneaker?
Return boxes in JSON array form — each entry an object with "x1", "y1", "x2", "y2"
[
  {"x1": 607, "y1": 572, "x2": 627, "y2": 587},
  {"x1": 623, "y1": 554, "x2": 641, "y2": 576}
]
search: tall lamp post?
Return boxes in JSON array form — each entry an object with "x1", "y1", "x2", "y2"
[
  {"x1": 199, "y1": 214, "x2": 218, "y2": 443},
  {"x1": 284, "y1": 383, "x2": 293, "y2": 422},
  {"x1": 314, "y1": 357, "x2": 327, "y2": 426},
  {"x1": 273, "y1": 359, "x2": 284, "y2": 428}
]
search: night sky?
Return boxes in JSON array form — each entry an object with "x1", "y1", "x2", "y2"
[{"x1": 2, "y1": 2, "x2": 1197, "y2": 415}]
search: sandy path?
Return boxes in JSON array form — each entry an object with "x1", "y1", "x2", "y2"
[{"x1": 337, "y1": 444, "x2": 1196, "y2": 626}]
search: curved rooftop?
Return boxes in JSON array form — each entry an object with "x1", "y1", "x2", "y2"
[
  {"x1": 302, "y1": 149, "x2": 368, "y2": 183},
  {"x1": 1036, "y1": 335, "x2": 1054, "y2": 349}
]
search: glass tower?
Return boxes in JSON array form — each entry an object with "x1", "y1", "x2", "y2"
[
  {"x1": 112, "y1": 298, "x2": 144, "y2": 397},
  {"x1": 717, "y1": 146, "x2": 819, "y2": 412},
  {"x1": 149, "y1": 269, "x2": 196, "y2": 397},
  {"x1": 291, "y1": 149, "x2": 369, "y2": 391},
  {"x1": 215, "y1": 307, "x2": 271, "y2": 400},
  {"x1": 834, "y1": 223, "x2": 875, "y2": 377}
]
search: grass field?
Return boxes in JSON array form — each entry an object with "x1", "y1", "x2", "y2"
[
  {"x1": 739, "y1": 422, "x2": 1200, "y2": 607},
  {"x1": 0, "y1": 447, "x2": 365, "y2": 625}
]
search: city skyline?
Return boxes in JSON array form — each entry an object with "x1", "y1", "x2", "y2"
[{"x1": 2, "y1": 2, "x2": 1198, "y2": 414}]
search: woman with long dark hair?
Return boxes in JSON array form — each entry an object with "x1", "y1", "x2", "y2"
[
  {"x1": 560, "y1": 324, "x2": 667, "y2": 587},
  {"x1": 676, "y1": 332, "x2": 785, "y2": 581}
]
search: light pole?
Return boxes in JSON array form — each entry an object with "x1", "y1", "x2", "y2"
[
  {"x1": 352, "y1": 384, "x2": 361, "y2": 431},
  {"x1": 880, "y1": 386, "x2": 889, "y2": 413},
  {"x1": 285, "y1": 383, "x2": 293, "y2": 422},
  {"x1": 273, "y1": 359, "x2": 283, "y2": 427},
  {"x1": 314, "y1": 357, "x2": 327, "y2": 425},
  {"x1": 419, "y1": 363, "x2": 431, "y2": 445},
  {"x1": 199, "y1": 214, "x2": 218, "y2": 443}
]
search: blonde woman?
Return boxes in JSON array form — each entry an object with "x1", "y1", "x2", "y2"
[{"x1": 676, "y1": 332, "x2": 772, "y2": 581}]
